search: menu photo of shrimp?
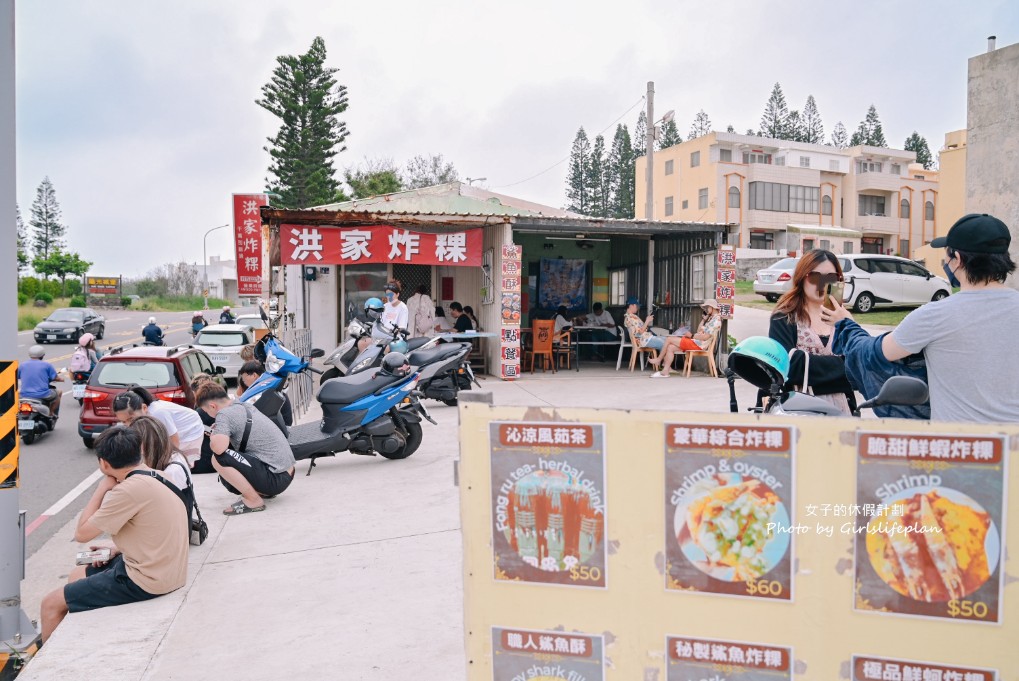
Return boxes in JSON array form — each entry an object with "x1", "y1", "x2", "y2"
[
  {"x1": 854, "y1": 432, "x2": 1007, "y2": 623},
  {"x1": 490, "y1": 422, "x2": 607, "y2": 588},
  {"x1": 664, "y1": 424, "x2": 795, "y2": 600}
]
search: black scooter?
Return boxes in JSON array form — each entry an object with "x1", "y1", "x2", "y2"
[{"x1": 18, "y1": 383, "x2": 61, "y2": 445}]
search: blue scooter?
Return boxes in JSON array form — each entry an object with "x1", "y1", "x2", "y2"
[{"x1": 240, "y1": 308, "x2": 431, "y2": 474}]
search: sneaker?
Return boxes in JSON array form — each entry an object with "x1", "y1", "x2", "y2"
[{"x1": 650, "y1": 371, "x2": 669, "y2": 378}]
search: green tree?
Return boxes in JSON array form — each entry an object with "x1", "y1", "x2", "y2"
[
  {"x1": 830, "y1": 121, "x2": 848, "y2": 148},
  {"x1": 904, "y1": 132, "x2": 934, "y2": 170},
  {"x1": 687, "y1": 109, "x2": 712, "y2": 140},
  {"x1": 586, "y1": 134, "x2": 609, "y2": 217},
  {"x1": 256, "y1": 36, "x2": 349, "y2": 208},
  {"x1": 759, "y1": 83, "x2": 789, "y2": 139},
  {"x1": 16, "y1": 203, "x2": 29, "y2": 273},
  {"x1": 851, "y1": 105, "x2": 886, "y2": 147},
  {"x1": 726, "y1": 124, "x2": 735, "y2": 133},
  {"x1": 344, "y1": 158, "x2": 403, "y2": 199},
  {"x1": 565, "y1": 127, "x2": 591, "y2": 214},
  {"x1": 32, "y1": 249, "x2": 91, "y2": 297},
  {"x1": 404, "y1": 154, "x2": 459, "y2": 189},
  {"x1": 657, "y1": 119, "x2": 681, "y2": 150},
  {"x1": 607, "y1": 124, "x2": 635, "y2": 219},
  {"x1": 633, "y1": 111, "x2": 648, "y2": 158},
  {"x1": 29, "y1": 177, "x2": 66, "y2": 260},
  {"x1": 785, "y1": 110, "x2": 804, "y2": 142},
  {"x1": 801, "y1": 95, "x2": 824, "y2": 144}
]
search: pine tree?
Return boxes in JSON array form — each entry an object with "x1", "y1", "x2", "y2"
[
  {"x1": 726, "y1": 124, "x2": 735, "y2": 133},
  {"x1": 29, "y1": 177, "x2": 66, "y2": 261},
  {"x1": 256, "y1": 37, "x2": 349, "y2": 208},
  {"x1": 852, "y1": 105, "x2": 886, "y2": 147},
  {"x1": 657, "y1": 120, "x2": 681, "y2": 150},
  {"x1": 785, "y1": 110, "x2": 804, "y2": 142},
  {"x1": 830, "y1": 121, "x2": 848, "y2": 148},
  {"x1": 16, "y1": 203, "x2": 29, "y2": 273},
  {"x1": 687, "y1": 110, "x2": 712, "y2": 140},
  {"x1": 586, "y1": 135, "x2": 608, "y2": 217},
  {"x1": 760, "y1": 83, "x2": 789, "y2": 139},
  {"x1": 801, "y1": 95, "x2": 824, "y2": 144},
  {"x1": 607, "y1": 125, "x2": 635, "y2": 219},
  {"x1": 904, "y1": 132, "x2": 934, "y2": 170},
  {"x1": 870, "y1": 122, "x2": 887, "y2": 148},
  {"x1": 633, "y1": 111, "x2": 648, "y2": 158},
  {"x1": 565, "y1": 127, "x2": 591, "y2": 214}
]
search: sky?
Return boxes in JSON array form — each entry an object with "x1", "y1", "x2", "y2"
[{"x1": 13, "y1": 0, "x2": 1018, "y2": 277}]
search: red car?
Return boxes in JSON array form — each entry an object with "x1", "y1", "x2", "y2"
[{"x1": 78, "y1": 345, "x2": 226, "y2": 448}]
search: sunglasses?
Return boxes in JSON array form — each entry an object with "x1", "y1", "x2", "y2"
[{"x1": 805, "y1": 272, "x2": 842, "y2": 288}]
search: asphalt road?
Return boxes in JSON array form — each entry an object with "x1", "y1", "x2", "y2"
[{"x1": 16, "y1": 307, "x2": 253, "y2": 558}]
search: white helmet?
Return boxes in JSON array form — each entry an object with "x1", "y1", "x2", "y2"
[
  {"x1": 29, "y1": 345, "x2": 45, "y2": 359},
  {"x1": 148, "y1": 316, "x2": 156, "y2": 324},
  {"x1": 223, "y1": 305, "x2": 230, "y2": 311}
]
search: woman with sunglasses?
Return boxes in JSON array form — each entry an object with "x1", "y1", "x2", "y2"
[{"x1": 768, "y1": 250, "x2": 856, "y2": 414}]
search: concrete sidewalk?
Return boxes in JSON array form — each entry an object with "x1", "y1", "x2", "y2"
[{"x1": 17, "y1": 363, "x2": 763, "y2": 681}]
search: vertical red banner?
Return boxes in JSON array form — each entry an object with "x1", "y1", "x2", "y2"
[{"x1": 233, "y1": 193, "x2": 268, "y2": 297}]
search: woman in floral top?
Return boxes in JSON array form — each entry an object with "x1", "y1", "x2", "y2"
[
  {"x1": 623, "y1": 297, "x2": 686, "y2": 378},
  {"x1": 678, "y1": 300, "x2": 722, "y2": 351}
]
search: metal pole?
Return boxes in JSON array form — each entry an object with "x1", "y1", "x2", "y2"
[
  {"x1": 645, "y1": 81, "x2": 655, "y2": 305},
  {"x1": 203, "y1": 224, "x2": 229, "y2": 310},
  {"x1": 1, "y1": 0, "x2": 39, "y2": 653}
]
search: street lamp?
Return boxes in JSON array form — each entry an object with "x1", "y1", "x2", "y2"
[
  {"x1": 465, "y1": 177, "x2": 487, "y2": 186},
  {"x1": 203, "y1": 223, "x2": 230, "y2": 310}
]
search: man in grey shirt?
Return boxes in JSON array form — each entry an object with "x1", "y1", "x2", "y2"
[
  {"x1": 196, "y1": 384, "x2": 296, "y2": 515},
  {"x1": 825, "y1": 213, "x2": 1019, "y2": 423}
]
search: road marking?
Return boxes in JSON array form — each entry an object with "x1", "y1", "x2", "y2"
[
  {"x1": 25, "y1": 469, "x2": 103, "y2": 537},
  {"x1": 106, "y1": 317, "x2": 129, "y2": 322}
]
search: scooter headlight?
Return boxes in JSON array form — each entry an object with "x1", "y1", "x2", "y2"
[{"x1": 264, "y1": 350, "x2": 284, "y2": 374}]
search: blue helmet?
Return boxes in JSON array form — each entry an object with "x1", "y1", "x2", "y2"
[
  {"x1": 389, "y1": 339, "x2": 408, "y2": 355},
  {"x1": 728, "y1": 336, "x2": 790, "y2": 390},
  {"x1": 364, "y1": 297, "x2": 384, "y2": 320}
]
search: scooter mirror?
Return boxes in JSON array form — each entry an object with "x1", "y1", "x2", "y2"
[
  {"x1": 259, "y1": 306, "x2": 269, "y2": 322},
  {"x1": 861, "y1": 376, "x2": 929, "y2": 409},
  {"x1": 309, "y1": 348, "x2": 325, "y2": 359}
]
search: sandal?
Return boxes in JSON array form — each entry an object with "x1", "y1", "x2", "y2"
[
  {"x1": 223, "y1": 500, "x2": 266, "y2": 516},
  {"x1": 648, "y1": 357, "x2": 663, "y2": 368}
]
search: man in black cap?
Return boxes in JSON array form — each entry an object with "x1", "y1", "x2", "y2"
[{"x1": 828, "y1": 213, "x2": 1018, "y2": 422}]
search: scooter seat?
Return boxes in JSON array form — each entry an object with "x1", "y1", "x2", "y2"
[
  {"x1": 317, "y1": 370, "x2": 405, "y2": 405},
  {"x1": 405, "y1": 337, "x2": 431, "y2": 351},
  {"x1": 408, "y1": 343, "x2": 468, "y2": 367}
]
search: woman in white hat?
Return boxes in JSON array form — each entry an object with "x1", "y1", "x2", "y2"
[{"x1": 677, "y1": 299, "x2": 722, "y2": 352}]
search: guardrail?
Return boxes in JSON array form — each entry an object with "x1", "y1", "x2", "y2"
[{"x1": 282, "y1": 328, "x2": 314, "y2": 418}]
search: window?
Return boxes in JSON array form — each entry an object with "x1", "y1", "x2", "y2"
[
  {"x1": 749, "y1": 231, "x2": 774, "y2": 249},
  {"x1": 861, "y1": 237, "x2": 884, "y2": 254},
  {"x1": 843, "y1": 241, "x2": 854, "y2": 254},
  {"x1": 900, "y1": 262, "x2": 928, "y2": 277},
  {"x1": 664, "y1": 160, "x2": 674, "y2": 175},
  {"x1": 195, "y1": 331, "x2": 249, "y2": 347},
  {"x1": 691, "y1": 252, "x2": 713, "y2": 301},
  {"x1": 92, "y1": 361, "x2": 177, "y2": 389},
  {"x1": 829, "y1": 160, "x2": 840, "y2": 171},
  {"x1": 748, "y1": 182, "x2": 818, "y2": 214},
  {"x1": 719, "y1": 148, "x2": 732, "y2": 162},
  {"x1": 855, "y1": 258, "x2": 872, "y2": 272},
  {"x1": 664, "y1": 196, "x2": 674, "y2": 216},
  {"x1": 690, "y1": 151, "x2": 700, "y2": 168},
  {"x1": 900, "y1": 239, "x2": 910, "y2": 256},
  {"x1": 742, "y1": 152, "x2": 772, "y2": 164},
  {"x1": 891, "y1": 163, "x2": 901, "y2": 175},
  {"x1": 698, "y1": 188, "x2": 708, "y2": 210},
  {"x1": 803, "y1": 239, "x2": 816, "y2": 252},
  {"x1": 799, "y1": 156, "x2": 811, "y2": 168},
  {"x1": 194, "y1": 352, "x2": 215, "y2": 375},
  {"x1": 682, "y1": 200, "x2": 688, "y2": 209},
  {"x1": 775, "y1": 156, "x2": 786, "y2": 166},
  {"x1": 856, "y1": 160, "x2": 883, "y2": 173},
  {"x1": 822, "y1": 195, "x2": 833, "y2": 216},
  {"x1": 900, "y1": 199, "x2": 910, "y2": 219},
  {"x1": 610, "y1": 270, "x2": 627, "y2": 306},
  {"x1": 871, "y1": 259, "x2": 899, "y2": 273},
  {"x1": 820, "y1": 239, "x2": 831, "y2": 250},
  {"x1": 925, "y1": 201, "x2": 934, "y2": 220},
  {"x1": 728, "y1": 186, "x2": 740, "y2": 208},
  {"x1": 858, "y1": 195, "x2": 886, "y2": 216}
]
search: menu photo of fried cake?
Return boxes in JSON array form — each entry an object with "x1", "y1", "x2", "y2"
[
  {"x1": 676, "y1": 475, "x2": 790, "y2": 582},
  {"x1": 865, "y1": 488, "x2": 998, "y2": 603}
]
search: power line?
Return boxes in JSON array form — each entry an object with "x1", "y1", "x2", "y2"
[{"x1": 491, "y1": 95, "x2": 646, "y2": 190}]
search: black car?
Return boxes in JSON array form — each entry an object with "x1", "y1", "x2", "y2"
[{"x1": 34, "y1": 307, "x2": 105, "y2": 343}]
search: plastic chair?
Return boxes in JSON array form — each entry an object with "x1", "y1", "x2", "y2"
[
  {"x1": 683, "y1": 331, "x2": 719, "y2": 378},
  {"x1": 525, "y1": 320, "x2": 555, "y2": 373},
  {"x1": 627, "y1": 328, "x2": 658, "y2": 372}
]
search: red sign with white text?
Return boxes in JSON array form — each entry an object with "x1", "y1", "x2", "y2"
[
  {"x1": 233, "y1": 194, "x2": 268, "y2": 296},
  {"x1": 280, "y1": 224, "x2": 482, "y2": 267}
]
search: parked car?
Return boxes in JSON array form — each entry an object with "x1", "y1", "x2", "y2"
[
  {"x1": 78, "y1": 345, "x2": 226, "y2": 448},
  {"x1": 235, "y1": 314, "x2": 269, "y2": 342},
  {"x1": 34, "y1": 307, "x2": 105, "y2": 344},
  {"x1": 840, "y1": 254, "x2": 950, "y2": 313},
  {"x1": 190, "y1": 324, "x2": 255, "y2": 381},
  {"x1": 752, "y1": 258, "x2": 799, "y2": 302}
]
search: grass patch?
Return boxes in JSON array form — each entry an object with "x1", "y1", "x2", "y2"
[
  {"x1": 735, "y1": 280, "x2": 755, "y2": 296},
  {"x1": 18, "y1": 299, "x2": 72, "y2": 331},
  {"x1": 137, "y1": 296, "x2": 232, "y2": 312}
]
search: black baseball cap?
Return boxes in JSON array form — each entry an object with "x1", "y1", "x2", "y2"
[{"x1": 930, "y1": 213, "x2": 1011, "y2": 254}]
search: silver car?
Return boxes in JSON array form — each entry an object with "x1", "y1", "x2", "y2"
[
  {"x1": 753, "y1": 257, "x2": 799, "y2": 302},
  {"x1": 191, "y1": 324, "x2": 254, "y2": 381}
]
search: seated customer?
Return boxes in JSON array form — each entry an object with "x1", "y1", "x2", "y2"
[
  {"x1": 433, "y1": 306, "x2": 453, "y2": 333},
  {"x1": 40, "y1": 427, "x2": 189, "y2": 642},
  {"x1": 195, "y1": 383, "x2": 296, "y2": 515},
  {"x1": 677, "y1": 300, "x2": 722, "y2": 351},
  {"x1": 553, "y1": 305, "x2": 573, "y2": 335},
  {"x1": 622, "y1": 297, "x2": 685, "y2": 378},
  {"x1": 449, "y1": 302, "x2": 473, "y2": 332},
  {"x1": 579, "y1": 302, "x2": 616, "y2": 362}
]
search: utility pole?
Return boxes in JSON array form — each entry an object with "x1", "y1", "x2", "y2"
[
  {"x1": 645, "y1": 81, "x2": 655, "y2": 305},
  {"x1": 1, "y1": 0, "x2": 40, "y2": 662}
]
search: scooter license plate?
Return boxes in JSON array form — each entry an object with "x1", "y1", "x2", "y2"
[
  {"x1": 72, "y1": 384, "x2": 86, "y2": 398},
  {"x1": 18, "y1": 419, "x2": 34, "y2": 431}
]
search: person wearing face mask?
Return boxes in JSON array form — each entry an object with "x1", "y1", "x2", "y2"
[
  {"x1": 380, "y1": 280, "x2": 409, "y2": 334},
  {"x1": 824, "y1": 214, "x2": 1019, "y2": 423},
  {"x1": 768, "y1": 249, "x2": 856, "y2": 414}
]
